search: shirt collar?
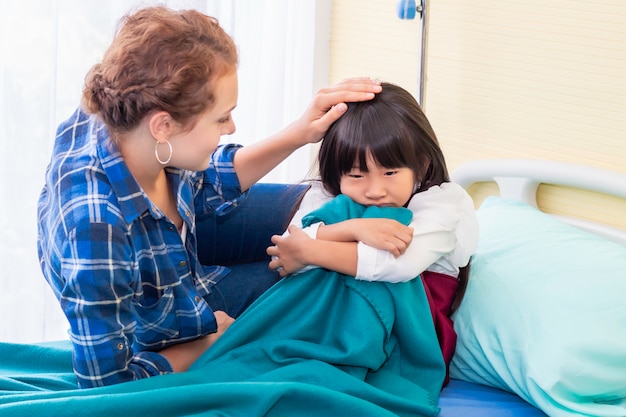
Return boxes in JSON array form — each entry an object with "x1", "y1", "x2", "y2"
[
  {"x1": 93, "y1": 119, "x2": 152, "y2": 225},
  {"x1": 92, "y1": 116, "x2": 196, "y2": 229}
]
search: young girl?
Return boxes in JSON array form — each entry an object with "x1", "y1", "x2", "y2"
[{"x1": 267, "y1": 82, "x2": 479, "y2": 383}]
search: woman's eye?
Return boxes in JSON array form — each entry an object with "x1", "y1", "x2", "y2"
[{"x1": 219, "y1": 116, "x2": 231, "y2": 124}]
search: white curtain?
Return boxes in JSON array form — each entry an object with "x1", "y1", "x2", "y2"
[{"x1": 0, "y1": 0, "x2": 328, "y2": 343}]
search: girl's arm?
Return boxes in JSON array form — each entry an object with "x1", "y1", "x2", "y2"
[
  {"x1": 233, "y1": 78, "x2": 381, "y2": 191},
  {"x1": 355, "y1": 183, "x2": 478, "y2": 282},
  {"x1": 269, "y1": 183, "x2": 478, "y2": 282},
  {"x1": 287, "y1": 180, "x2": 413, "y2": 256},
  {"x1": 269, "y1": 183, "x2": 412, "y2": 276},
  {"x1": 315, "y1": 218, "x2": 413, "y2": 257},
  {"x1": 268, "y1": 219, "x2": 413, "y2": 277},
  {"x1": 269, "y1": 225, "x2": 359, "y2": 276}
]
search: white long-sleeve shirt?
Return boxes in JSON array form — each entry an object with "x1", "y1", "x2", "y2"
[{"x1": 288, "y1": 181, "x2": 479, "y2": 283}]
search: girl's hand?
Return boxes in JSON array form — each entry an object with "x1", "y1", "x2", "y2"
[
  {"x1": 292, "y1": 77, "x2": 382, "y2": 145},
  {"x1": 319, "y1": 218, "x2": 414, "y2": 257},
  {"x1": 267, "y1": 225, "x2": 312, "y2": 277}
]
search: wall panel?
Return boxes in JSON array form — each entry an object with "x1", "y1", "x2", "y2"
[{"x1": 424, "y1": 0, "x2": 626, "y2": 227}]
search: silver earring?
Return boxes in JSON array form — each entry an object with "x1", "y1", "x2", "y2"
[{"x1": 155, "y1": 140, "x2": 173, "y2": 165}]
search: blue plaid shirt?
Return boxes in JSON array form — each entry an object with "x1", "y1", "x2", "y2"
[{"x1": 37, "y1": 108, "x2": 247, "y2": 388}]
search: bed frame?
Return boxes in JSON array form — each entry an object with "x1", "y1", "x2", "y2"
[
  {"x1": 451, "y1": 158, "x2": 626, "y2": 245},
  {"x1": 438, "y1": 158, "x2": 626, "y2": 416},
  {"x1": 4, "y1": 159, "x2": 621, "y2": 416}
]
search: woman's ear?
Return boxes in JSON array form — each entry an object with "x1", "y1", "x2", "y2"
[{"x1": 148, "y1": 111, "x2": 173, "y2": 142}]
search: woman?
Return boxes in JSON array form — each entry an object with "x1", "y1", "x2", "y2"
[{"x1": 36, "y1": 5, "x2": 381, "y2": 388}]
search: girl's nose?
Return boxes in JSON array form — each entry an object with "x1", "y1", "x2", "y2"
[{"x1": 364, "y1": 180, "x2": 387, "y2": 199}]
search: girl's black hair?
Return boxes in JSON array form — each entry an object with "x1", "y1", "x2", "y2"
[
  {"x1": 316, "y1": 82, "x2": 469, "y2": 314},
  {"x1": 318, "y1": 82, "x2": 449, "y2": 200}
]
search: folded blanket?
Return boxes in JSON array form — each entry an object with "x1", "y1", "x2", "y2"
[
  {"x1": 301, "y1": 193, "x2": 414, "y2": 227},
  {"x1": 0, "y1": 196, "x2": 444, "y2": 416}
]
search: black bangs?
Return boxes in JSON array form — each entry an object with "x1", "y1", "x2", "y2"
[
  {"x1": 352, "y1": 102, "x2": 415, "y2": 171},
  {"x1": 318, "y1": 81, "x2": 449, "y2": 196},
  {"x1": 319, "y1": 100, "x2": 412, "y2": 195}
]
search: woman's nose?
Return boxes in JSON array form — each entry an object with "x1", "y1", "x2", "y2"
[{"x1": 223, "y1": 119, "x2": 236, "y2": 136}]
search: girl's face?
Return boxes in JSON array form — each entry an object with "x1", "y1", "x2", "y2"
[
  {"x1": 169, "y1": 70, "x2": 238, "y2": 171},
  {"x1": 339, "y1": 152, "x2": 415, "y2": 207}
]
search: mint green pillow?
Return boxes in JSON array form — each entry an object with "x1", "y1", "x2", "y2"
[{"x1": 450, "y1": 197, "x2": 626, "y2": 417}]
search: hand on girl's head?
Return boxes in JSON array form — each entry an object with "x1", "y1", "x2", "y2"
[{"x1": 296, "y1": 77, "x2": 382, "y2": 145}]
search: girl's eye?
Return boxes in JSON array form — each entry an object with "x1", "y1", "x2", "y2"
[
  {"x1": 346, "y1": 169, "x2": 364, "y2": 178},
  {"x1": 219, "y1": 115, "x2": 231, "y2": 124},
  {"x1": 385, "y1": 170, "x2": 398, "y2": 176}
]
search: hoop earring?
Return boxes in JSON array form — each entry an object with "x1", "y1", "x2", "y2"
[{"x1": 155, "y1": 140, "x2": 173, "y2": 165}]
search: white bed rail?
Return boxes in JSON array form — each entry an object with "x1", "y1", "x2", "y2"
[{"x1": 451, "y1": 159, "x2": 626, "y2": 246}]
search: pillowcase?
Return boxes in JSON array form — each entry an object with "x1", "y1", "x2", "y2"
[{"x1": 450, "y1": 196, "x2": 626, "y2": 417}]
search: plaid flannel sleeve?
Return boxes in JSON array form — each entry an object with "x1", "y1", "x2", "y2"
[
  {"x1": 60, "y1": 221, "x2": 173, "y2": 388},
  {"x1": 197, "y1": 144, "x2": 248, "y2": 216}
]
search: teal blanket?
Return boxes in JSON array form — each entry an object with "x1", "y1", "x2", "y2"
[{"x1": 0, "y1": 196, "x2": 444, "y2": 416}]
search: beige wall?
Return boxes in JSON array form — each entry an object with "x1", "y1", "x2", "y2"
[
  {"x1": 329, "y1": 0, "x2": 626, "y2": 229},
  {"x1": 329, "y1": 0, "x2": 422, "y2": 97},
  {"x1": 424, "y1": 1, "x2": 626, "y2": 171}
]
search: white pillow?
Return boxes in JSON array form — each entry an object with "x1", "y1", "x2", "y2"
[{"x1": 450, "y1": 197, "x2": 626, "y2": 417}]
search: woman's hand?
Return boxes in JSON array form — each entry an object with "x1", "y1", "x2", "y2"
[
  {"x1": 205, "y1": 310, "x2": 235, "y2": 345},
  {"x1": 159, "y1": 310, "x2": 234, "y2": 373},
  {"x1": 233, "y1": 77, "x2": 380, "y2": 190},
  {"x1": 292, "y1": 77, "x2": 382, "y2": 145}
]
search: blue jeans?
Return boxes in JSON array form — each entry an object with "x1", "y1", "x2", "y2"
[{"x1": 195, "y1": 183, "x2": 307, "y2": 317}]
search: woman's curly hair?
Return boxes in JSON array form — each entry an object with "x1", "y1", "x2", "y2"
[{"x1": 82, "y1": 6, "x2": 238, "y2": 136}]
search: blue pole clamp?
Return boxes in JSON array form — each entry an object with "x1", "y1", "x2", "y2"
[{"x1": 396, "y1": 0, "x2": 417, "y2": 19}]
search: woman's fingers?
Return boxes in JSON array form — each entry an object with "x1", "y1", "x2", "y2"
[{"x1": 313, "y1": 78, "x2": 382, "y2": 110}]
